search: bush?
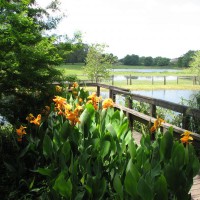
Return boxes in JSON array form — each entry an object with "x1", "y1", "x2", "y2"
[{"x1": 2, "y1": 83, "x2": 199, "y2": 199}]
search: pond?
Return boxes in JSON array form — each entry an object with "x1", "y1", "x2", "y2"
[
  {"x1": 114, "y1": 75, "x2": 185, "y2": 81},
  {"x1": 99, "y1": 90, "x2": 199, "y2": 105},
  {"x1": 113, "y1": 69, "x2": 181, "y2": 72}
]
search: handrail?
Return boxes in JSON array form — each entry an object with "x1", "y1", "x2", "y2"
[{"x1": 80, "y1": 82, "x2": 200, "y2": 141}]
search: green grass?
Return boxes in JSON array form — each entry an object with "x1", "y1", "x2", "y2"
[{"x1": 55, "y1": 63, "x2": 200, "y2": 90}]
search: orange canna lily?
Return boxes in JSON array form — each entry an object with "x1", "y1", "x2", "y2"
[
  {"x1": 26, "y1": 113, "x2": 35, "y2": 122},
  {"x1": 87, "y1": 92, "x2": 102, "y2": 110},
  {"x1": 16, "y1": 125, "x2": 27, "y2": 142},
  {"x1": 30, "y1": 114, "x2": 41, "y2": 126},
  {"x1": 72, "y1": 82, "x2": 79, "y2": 88},
  {"x1": 55, "y1": 85, "x2": 62, "y2": 92},
  {"x1": 180, "y1": 131, "x2": 193, "y2": 144},
  {"x1": 150, "y1": 118, "x2": 165, "y2": 133},
  {"x1": 102, "y1": 98, "x2": 114, "y2": 109}
]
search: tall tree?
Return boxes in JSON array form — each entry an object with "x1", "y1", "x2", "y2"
[
  {"x1": 190, "y1": 50, "x2": 200, "y2": 84},
  {"x1": 144, "y1": 56, "x2": 153, "y2": 66},
  {"x1": 0, "y1": 0, "x2": 63, "y2": 123},
  {"x1": 83, "y1": 44, "x2": 113, "y2": 83}
]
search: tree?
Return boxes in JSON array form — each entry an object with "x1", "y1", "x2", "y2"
[
  {"x1": 190, "y1": 50, "x2": 200, "y2": 84},
  {"x1": 123, "y1": 54, "x2": 139, "y2": 65},
  {"x1": 0, "y1": 0, "x2": 63, "y2": 124},
  {"x1": 83, "y1": 44, "x2": 113, "y2": 82},
  {"x1": 153, "y1": 57, "x2": 170, "y2": 66},
  {"x1": 177, "y1": 50, "x2": 195, "y2": 67},
  {"x1": 144, "y1": 56, "x2": 153, "y2": 66}
]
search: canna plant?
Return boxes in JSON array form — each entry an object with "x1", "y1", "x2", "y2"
[{"x1": 7, "y1": 83, "x2": 200, "y2": 199}]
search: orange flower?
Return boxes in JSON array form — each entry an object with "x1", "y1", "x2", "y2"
[
  {"x1": 87, "y1": 92, "x2": 102, "y2": 110},
  {"x1": 53, "y1": 96, "x2": 67, "y2": 113},
  {"x1": 150, "y1": 118, "x2": 165, "y2": 133},
  {"x1": 102, "y1": 98, "x2": 114, "y2": 109},
  {"x1": 30, "y1": 114, "x2": 41, "y2": 126},
  {"x1": 66, "y1": 109, "x2": 80, "y2": 126},
  {"x1": 180, "y1": 131, "x2": 193, "y2": 144},
  {"x1": 26, "y1": 113, "x2": 35, "y2": 122},
  {"x1": 72, "y1": 82, "x2": 79, "y2": 88},
  {"x1": 55, "y1": 85, "x2": 62, "y2": 92},
  {"x1": 16, "y1": 125, "x2": 27, "y2": 142},
  {"x1": 79, "y1": 98, "x2": 83, "y2": 103}
]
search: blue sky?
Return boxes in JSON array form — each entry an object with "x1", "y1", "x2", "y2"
[{"x1": 39, "y1": 0, "x2": 200, "y2": 59}]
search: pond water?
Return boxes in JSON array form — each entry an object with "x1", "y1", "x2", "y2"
[
  {"x1": 114, "y1": 75, "x2": 184, "y2": 81},
  {"x1": 113, "y1": 69, "x2": 181, "y2": 73},
  {"x1": 100, "y1": 90, "x2": 199, "y2": 105}
]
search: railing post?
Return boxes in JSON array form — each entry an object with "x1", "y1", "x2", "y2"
[
  {"x1": 152, "y1": 76, "x2": 154, "y2": 85},
  {"x1": 126, "y1": 76, "x2": 128, "y2": 85},
  {"x1": 128, "y1": 97, "x2": 133, "y2": 130},
  {"x1": 164, "y1": 76, "x2": 166, "y2": 85},
  {"x1": 130, "y1": 74, "x2": 132, "y2": 85},
  {"x1": 112, "y1": 75, "x2": 114, "y2": 86},
  {"x1": 109, "y1": 88, "x2": 113, "y2": 99},
  {"x1": 177, "y1": 76, "x2": 179, "y2": 84},
  {"x1": 182, "y1": 112, "x2": 190, "y2": 130},
  {"x1": 97, "y1": 85, "x2": 100, "y2": 97},
  {"x1": 150, "y1": 104, "x2": 156, "y2": 118}
]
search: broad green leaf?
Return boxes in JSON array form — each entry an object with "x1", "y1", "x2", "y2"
[
  {"x1": 172, "y1": 143, "x2": 185, "y2": 170},
  {"x1": 60, "y1": 120, "x2": 70, "y2": 140},
  {"x1": 118, "y1": 123, "x2": 128, "y2": 138},
  {"x1": 100, "y1": 140, "x2": 111, "y2": 159},
  {"x1": 124, "y1": 171, "x2": 138, "y2": 198},
  {"x1": 126, "y1": 159, "x2": 140, "y2": 181},
  {"x1": 62, "y1": 141, "x2": 71, "y2": 162},
  {"x1": 36, "y1": 168, "x2": 53, "y2": 177},
  {"x1": 137, "y1": 177, "x2": 153, "y2": 200},
  {"x1": 113, "y1": 174, "x2": 123, "y2": 200},
  {"x1": 160, "y1": 130, "x2": 173, "y2": 161},
  {"x1": 106, "y1": 123, "x2": 117, "y2": 139},
  {"x1": 128, "y1": 139, "x2": 136, "y2": 160},
  {"x1": 154, "y1": 175, "x2": 168, "y2": 200},
  {"x1": 43, "y1": 134, "x2": 53, "y2": 159},
  {"x1": 53, "y1": 173, "x2": 72, "y2": 198}
]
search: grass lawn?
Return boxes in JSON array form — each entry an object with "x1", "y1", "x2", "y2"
[{"x1": 55, "y1": 63, "x2": 200, "y2": 90}]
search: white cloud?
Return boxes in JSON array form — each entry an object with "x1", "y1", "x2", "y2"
[{"x1": 38, "y1": 0, "x2": 200, "y2": 59}]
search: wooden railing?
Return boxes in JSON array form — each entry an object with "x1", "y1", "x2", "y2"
[{"x1": 79, "y1": 82, "x2": 200, "y2": 142}]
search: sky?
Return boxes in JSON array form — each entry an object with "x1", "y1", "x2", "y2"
[{"x1": 39, "y1": 0, "x2": 200, "y2": 59}]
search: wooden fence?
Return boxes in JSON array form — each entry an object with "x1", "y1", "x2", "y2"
[
  {"x1": 79, "y1": 82, "x2": 200, "y2": 142},
  {"x1": 79, "y1": 75, "x2": 199, "y2": 86}
]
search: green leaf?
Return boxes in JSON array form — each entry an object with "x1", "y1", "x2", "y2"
[
  {"x1": 126, "y1": 159, "x2": 140, "y2": 181},
  {"x1": 172, "y1": 143, "x2": 185, "y2": 170},
  {"x1": 53, "y1": 173, "x2": 72, "y2": 198},
  {"x1": 137, "y1": 177, "x2": 153, "y2": 200},
  {"x1": 60, "y1": 120, "x2": 70, "y2": 140},
  {"x1": 36, "y1": 168, "x2": 53, "y2": 177},
  {"x1": 160, "y1": 130, "x2": 173, "y2": 161},
  {"x1": 154, "y1": 175, "x2": 168, "y2": 200},
  {"x1": 128, "y1": 139, "x2": 136, "y2": 160},
  {"x1": 43, "y1": 134, "x2": 53, "y2": 159},
  {"x1": 100, "y1": 140, "x2": 110, "y2": 159},
  {"x1": 18, "y1": 143, "x2": 30, "y2": 158},
  {"x1": 106, "y1": 123, "x2": 117, "y2": 139},
  {"x1": 62, "y1": 141, "x2": 71, "y2": 162},
  {"x1": 113, "y1": 174, "x2": 123, "y2": 200},
  {"x1": 124, "y1": 171, "x2": 138, "y2": 198}
]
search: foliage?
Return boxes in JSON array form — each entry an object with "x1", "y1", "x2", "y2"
[
  {"x1": 177, "y1": 50, "x2": 196, "y2": 68},
  {"x1": 2, "y1": 83, "x2": 199, "y2": 199},
  {"x1": 0, "y1": 0, "x2": 63, "y2": 124},
  {"x1": 190, "y1": 50, "x2": 200, "y2": 84},
  {"x1": 121, "y1": 55, "x2": 170, "y2": 67},
  {"x1": 83, "y1": 44, "x2": 113, "y2": 82}
]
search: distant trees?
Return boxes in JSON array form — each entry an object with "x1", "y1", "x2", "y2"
[
  {"x1": 83, "y1": 44, "x2": 113, "y2": 82},
  {"x1": 121, "y1": 55, "x2": 170, "y2": 66},
  {"x1": 190, "y1": 51, "x2": 200, "y2": 84},
  {"x1": 176, "y1": 50, "x2": 195, "y2": 68}
]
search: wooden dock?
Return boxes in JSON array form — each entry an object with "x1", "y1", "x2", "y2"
[{"x1": 132, "y1": 131, "x2": 200, "y2": 200}]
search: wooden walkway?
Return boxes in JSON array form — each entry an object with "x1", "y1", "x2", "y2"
[{"x1": 132, "y1": 131, "x2": 200, "y2": 200}]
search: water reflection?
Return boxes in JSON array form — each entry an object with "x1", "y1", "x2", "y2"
[{"x1": 113, "y1": 69, "x2": 181, "y2": 72}]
